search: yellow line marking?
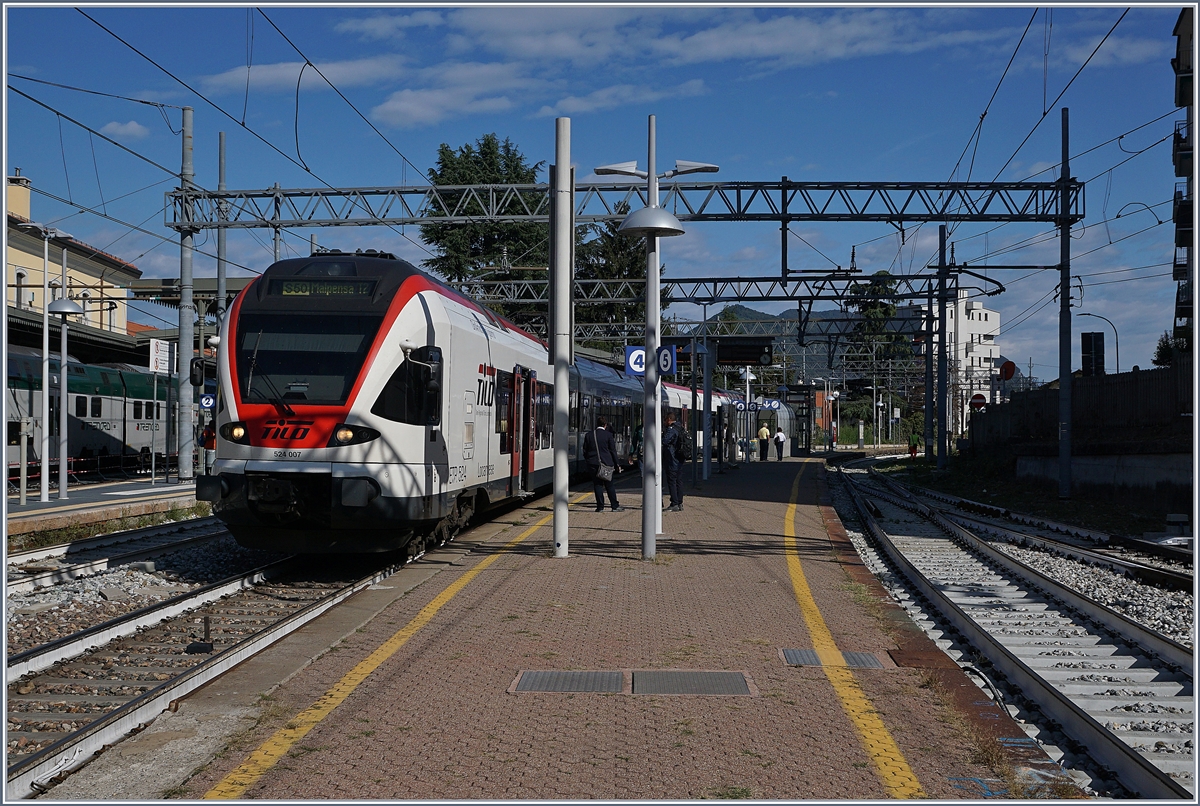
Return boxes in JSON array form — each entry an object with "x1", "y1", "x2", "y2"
[
  {"x1": 783, "y1": 465, "x2": 926, "y2": 799},
  {"x1": 205, "y1": 493, "x2": 589, "y2": 800}
]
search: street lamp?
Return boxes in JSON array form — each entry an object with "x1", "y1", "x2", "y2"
[
  {"x1": 1078, "y1": 312, "x2": 1119, "y2": 374},
  {"x1": 595, "y1": 114, "x2": 717, "y2": 560},
  {"x1": 830, "y1": 390, "x2": 840, "y2": 450},
  {"x1": 16, "y1": 222, "x2": 70, "y2": 502},
  {"x1": 740, "y1": 367, "x2": 756, "y2": 461},
  {"x1": 48, "y1": 296, "x2": 84, "y2": 499}
]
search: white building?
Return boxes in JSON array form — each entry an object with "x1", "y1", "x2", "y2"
[{"x1": 902, "y1": 288, "x2": 1001, "y2": 437}]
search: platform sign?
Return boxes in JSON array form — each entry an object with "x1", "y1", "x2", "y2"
[
  {"x1": 150, "y1": 338, "x2": 176, "y2": 375},
  {"x1": 625, "y1": 346, "x2": 646, "y2": 376},
  {"x1": 656, "y1": 346, "x2": 676, "y2": 375},
  {"x1": 970, "y1": 393, "x2": 987, "y2": 409},
  {"x1": 200, "y1": 394, "x2": 216, "y2": 410},
  {"x1": 733, "y1": 400, "x2": 746, "y2": 411}
]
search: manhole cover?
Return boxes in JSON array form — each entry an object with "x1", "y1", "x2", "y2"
[
  {"x1": 783, "y1": 649, "x2": 883, "y2": 668},
  {"x1": 632, "y1": 670, "x2": 750, "y2": 695},
  {"x1": 514, "y1": 670, "x2": 623, "y2": 693}
]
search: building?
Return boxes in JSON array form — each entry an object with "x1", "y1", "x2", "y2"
[
  {"x1": 7, "y1": 171, "x2": 148, "y2": 364},
  {"x1": 901, "y1": 287, "x2": 1001, "y2": 438},
  {"x1": 1172, "y1": 8, "x2": 1193, "y2": 343}
]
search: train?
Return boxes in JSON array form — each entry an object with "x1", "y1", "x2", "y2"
[
  {"x1": 5, "y1": 345, "x2": 198, "y2": 479},
  {"x1": 198, "y1": 249, "x2": 737, "y2": 555}
]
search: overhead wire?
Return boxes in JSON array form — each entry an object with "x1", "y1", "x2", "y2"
[{"x1": 77, "y1": 8, "x2": 435, "y2": 259}]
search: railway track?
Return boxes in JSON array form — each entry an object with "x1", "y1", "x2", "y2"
[
  {"x1": 7, "y1": 517, "x2": 229, "y2": 594},
  {"x1": 5, "y1": 555, "x2": 403, "y2": 800},
  {"x1": 838, "y1": 467, "x2": 1194, "y2": 799}
]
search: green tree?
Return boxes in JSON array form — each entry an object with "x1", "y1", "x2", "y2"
[
  {"x1": 1152, "y1": 329, "x2": 1191, "y2": 367},
  {"x1": 845, "y1": 270, "x2": 911, "y2": 360},
  {"x1": 419, "y1": 134, "x2": 547, "y2": 329}
]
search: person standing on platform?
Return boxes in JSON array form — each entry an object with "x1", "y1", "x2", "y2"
[
  {"x1": 909, "y1": 431, "x2": 920, "y2": 459},
  {"x1": 662, "y1": 412, "x2": 685, "y2": 511},
  {"x1": 582, "y1": 417, "x2": 623, "y2": 512},
  {"x1": 757, "y1": 422, "x2": 770, "y2": 461},
  {"x1": 774, "y1": 427, "x2": 786, "y2": 461}
]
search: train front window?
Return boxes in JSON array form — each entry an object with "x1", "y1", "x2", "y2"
[{"x1": 236, "y1": 313, "x2": 383, "y2": 406}]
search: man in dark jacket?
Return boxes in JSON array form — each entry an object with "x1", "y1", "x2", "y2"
[
  {"x1": 661, "y1": 412, "x2": 684, "y2": 512},
  {"x1": 582, "y1": 417, "x2": 624, "y2": 512}
]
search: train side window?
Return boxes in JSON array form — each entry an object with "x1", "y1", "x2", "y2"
[
  {"x1": 535, "y1": 381, "x2": 553, "y2": 449},
  {"x1": 370, "y1": 346, "x2": 443, "y2": 427},
  {"x1": 75, "y1": 395, "x2": 87, "y2": 418},
  {"x1": 133, "y1": 401, "x2": 143, "y2": 419},
  {"x1": 91, "y1": 397, "x2": 102, "y2": 418},
  {"x1": 494, "y1": 369, "x2": 513, "y2": 454}
]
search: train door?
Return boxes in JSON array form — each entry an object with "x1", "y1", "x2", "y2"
[{"x1": 506, "y1": 366, "x2": 537, "y2": 496}]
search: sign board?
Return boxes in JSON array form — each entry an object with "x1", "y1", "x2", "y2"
[
  {"x1": 150, "y1": 338, "x2": 176, "y2": 375},
  {"x1": 970, "y1": 393, "x2": 987, "y2": 409},
  {"x1": 999, "y1": 360, "x2": 1017, "y2": 381},
  {"x1": 624, "y1": 346, "x2": 676, "y2": 376},
  {"x1": 200, "y1": 394, "x2": 216, "y2": 410},
  {"x1": 624, "y1": 346, "x2": 646, "y2": 376},
  {"x1": 733, "y1": 400, "x2": 746, "y2": 412}
]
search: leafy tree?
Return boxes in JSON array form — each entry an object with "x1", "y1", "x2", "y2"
[
  {"x1": 845, "y1": 270, "x2": 911, "y2": 360},
  {"x1": 419, "y1": 134, "x2": 547, "y2": 328},
  {"x1": 1152, "y1": 329, "x2": 1190, "y2": 367}
]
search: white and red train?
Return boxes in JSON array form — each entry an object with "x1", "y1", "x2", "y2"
[{"x1": 198, "y1": 250, "x2": 734, "y2": 554}]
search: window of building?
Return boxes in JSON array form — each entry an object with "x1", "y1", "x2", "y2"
[{"x1": 15, "y1": 271, "x2": 27, "y2": 309}]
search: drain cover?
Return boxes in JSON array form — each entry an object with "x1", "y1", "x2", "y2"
[
  {"x1": 632, "y1": 670, "x2": 750, "y2": 695},
  {"x1": 783, "y1": 649, "x2": 884, "y2": 669},
  {"x1": 515, "y1": 670, "x2": 623, "y2": 693}
]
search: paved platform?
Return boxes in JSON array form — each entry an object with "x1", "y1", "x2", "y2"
[
  {"x1": 6, "y1": 477, "x2": 197, "y2": 537},
  {"x1": 40, "y1": 458, "x2": 1072, "y2": 800}
]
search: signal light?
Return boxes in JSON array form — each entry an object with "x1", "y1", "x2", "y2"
[{"x1": 189, "y1": 357, "x2": 205, "y2": 386}]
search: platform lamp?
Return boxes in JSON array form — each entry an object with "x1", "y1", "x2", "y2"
[
  {"x1": 595, "y1": 114, "x2": 718, "y2": 561},
  {"x1": 48, "y1": 295, "x2": 84, "y2": 499},
  {"x1": 16, "y1": 223, "x2": 70, "y2": 502}
]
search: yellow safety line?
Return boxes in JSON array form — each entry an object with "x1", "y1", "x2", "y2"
[
  {"x1": 783, "y1": 465, "x2": 926, "y2": 799},
  {"x1": 205, "y1": 494, "x2": 589, "y2": 800}
]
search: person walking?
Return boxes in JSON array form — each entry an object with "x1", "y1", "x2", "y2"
[
  {"x1": 201, "y1": 421, "x2": 217, "y2": 475},
  {"x1": 582, "y1": 417, "x2": 623, "y2": 512},
  {"x1": 662, "y1": 411, "x2": 685, "y2": 511},
  {"x1": 757, "y1": 422, "x2": 771, "y2": 461},
  {"x1": 774, "y1": 427, "x2": 786, "y2": 461}
]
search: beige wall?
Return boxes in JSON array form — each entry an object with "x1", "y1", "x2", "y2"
[{"x1": 7, "y1": 175, "x2": 134, "y2": 334}]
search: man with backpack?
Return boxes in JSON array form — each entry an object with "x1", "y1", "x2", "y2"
[{"x1": 662, "y1": 411, "x2": 686, "y2": 512}]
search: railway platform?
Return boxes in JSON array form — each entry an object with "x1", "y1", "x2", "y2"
[
  {"x1": 5, "y1": 477, "x2": 196, "y2": 538},
  {"x1": 39, "y1": 458, "x2": 1075, "y2": 800}
]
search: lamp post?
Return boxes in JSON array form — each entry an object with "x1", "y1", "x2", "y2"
[
  {"x1": 16, "y1": 223, "x2": 71, "y2": 502},
  {"x1": 48, "y1": 296, "x2": 84, "y2": 499},
  {"x1": 740, "y1": 367, "x2": 756, "y2": 461},
  {"x1": 595, "y1": 114, "x2": 717, "y2": 560},
  {"x1": 831, "y1": 390, "x2": 840, "y2": 450},
  {"x1": 1078, "y1": 312, "x2": 1119, "y2": 374}
]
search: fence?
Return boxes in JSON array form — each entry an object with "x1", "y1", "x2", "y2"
[{"x1": 971, "y1": 354, "x2": 1193, "y2": 449}]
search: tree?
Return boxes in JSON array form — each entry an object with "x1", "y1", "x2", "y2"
[
  {"x1": 419, "y1": 134, "x2": 547, "y2": 328},
  {"x1": 845, "y1": 270, "x2": 910, "y2": 360},
  {"x1": 574, "y1": 201, "x2": 670, "y2": 348},
  {"x1": 1152, "y1": 329, "x2": 1190, "y2": 367}
]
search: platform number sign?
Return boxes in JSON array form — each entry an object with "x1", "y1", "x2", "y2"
[
  {"x1": 625, "y1": 347, "x2": 646, "y2": 376},
  {"x1": 624, "y1": 346, "x2": 676, "y2": 377},
  {"x1": 200, "y1": 394, "x2": 216, "y2": 410}
]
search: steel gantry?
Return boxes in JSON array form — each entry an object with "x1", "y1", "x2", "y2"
[{"x1": 167, "y1": 179, "x2": 1082, "y2": 230}]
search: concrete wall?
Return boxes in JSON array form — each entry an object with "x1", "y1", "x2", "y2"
[{"x1": 1016, "y1": 453, "x2": 1192, "y2": 509}]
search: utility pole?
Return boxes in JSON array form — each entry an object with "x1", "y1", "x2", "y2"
[
  {"x1": 217, "y1": 132, "x2": 228, "y2": 323},
  {"x1": 178, "y1": 106, "x2": 196, "y2": 482},
  {"x1": 937, "y1": 225, "x2": 949, "y2": 469},
  {"x1": 1057, "y1": 108, "x2": 1073, "y2": 499},
  {"x1": 924, "y1": 282, "x2": 934, "y2": 461},
  {"x1": 551, "y1": 118, "x2": 572, "y2": 558}
]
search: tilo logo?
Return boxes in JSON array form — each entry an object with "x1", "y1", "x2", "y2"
[{"x1": 260, "y1": 419, "x2": 315, "y2": 440}]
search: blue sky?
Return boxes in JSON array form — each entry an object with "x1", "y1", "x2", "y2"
[{"x1": 4, "y1": 4, "x2": 1187, "y2": 380}]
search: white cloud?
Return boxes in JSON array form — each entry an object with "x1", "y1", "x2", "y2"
[
  {"x1": 100, "y1": 120, "x2": 150, "y2": 140},
  {"x1": 371, "y1": 61, "x2": 539, "y2": 128},
  {"x1": 535, "y1": 79, "x2": 706, "y2": 117},
  {"x1": 334, "y1": 11, "x2": 444, "y2": 41},
  {"x1": 200, "y1": 55, "x2": 407, "y2": 95},
  {"x1": 1061, "y1": 35, "x2": 1169, "y2": 67}
]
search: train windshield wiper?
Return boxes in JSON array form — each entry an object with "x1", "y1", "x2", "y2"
[{"x1": 243, "y1": 330, "x2": 294, "y2": 416}]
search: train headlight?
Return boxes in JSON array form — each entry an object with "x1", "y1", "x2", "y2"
[
  {"x1": 220, "y1": 421, "x2": 250, "y2": 445},
  {"x1": 329, "y1": 424, "x2": 381, "y2": 447}
]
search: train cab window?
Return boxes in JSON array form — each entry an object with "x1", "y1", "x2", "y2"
[
  {"x1": 370, "y1": 346, "x2": 443, "y2": 427},
  {"x1": 236, "y1": 312, "x2": 384, "y2": 406},
  {"x1": 495, "y1": 369, "x2": 514, "y2": 454},
  {"x1": 133, "y1": 401, "x2": 143, "y2": 419},
  {"x1": 91, "y1": 397, "x2": 102, "y2": 418},
  {"x1": 75, "y1": 395, "x2": 87, "y2": 418}
]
